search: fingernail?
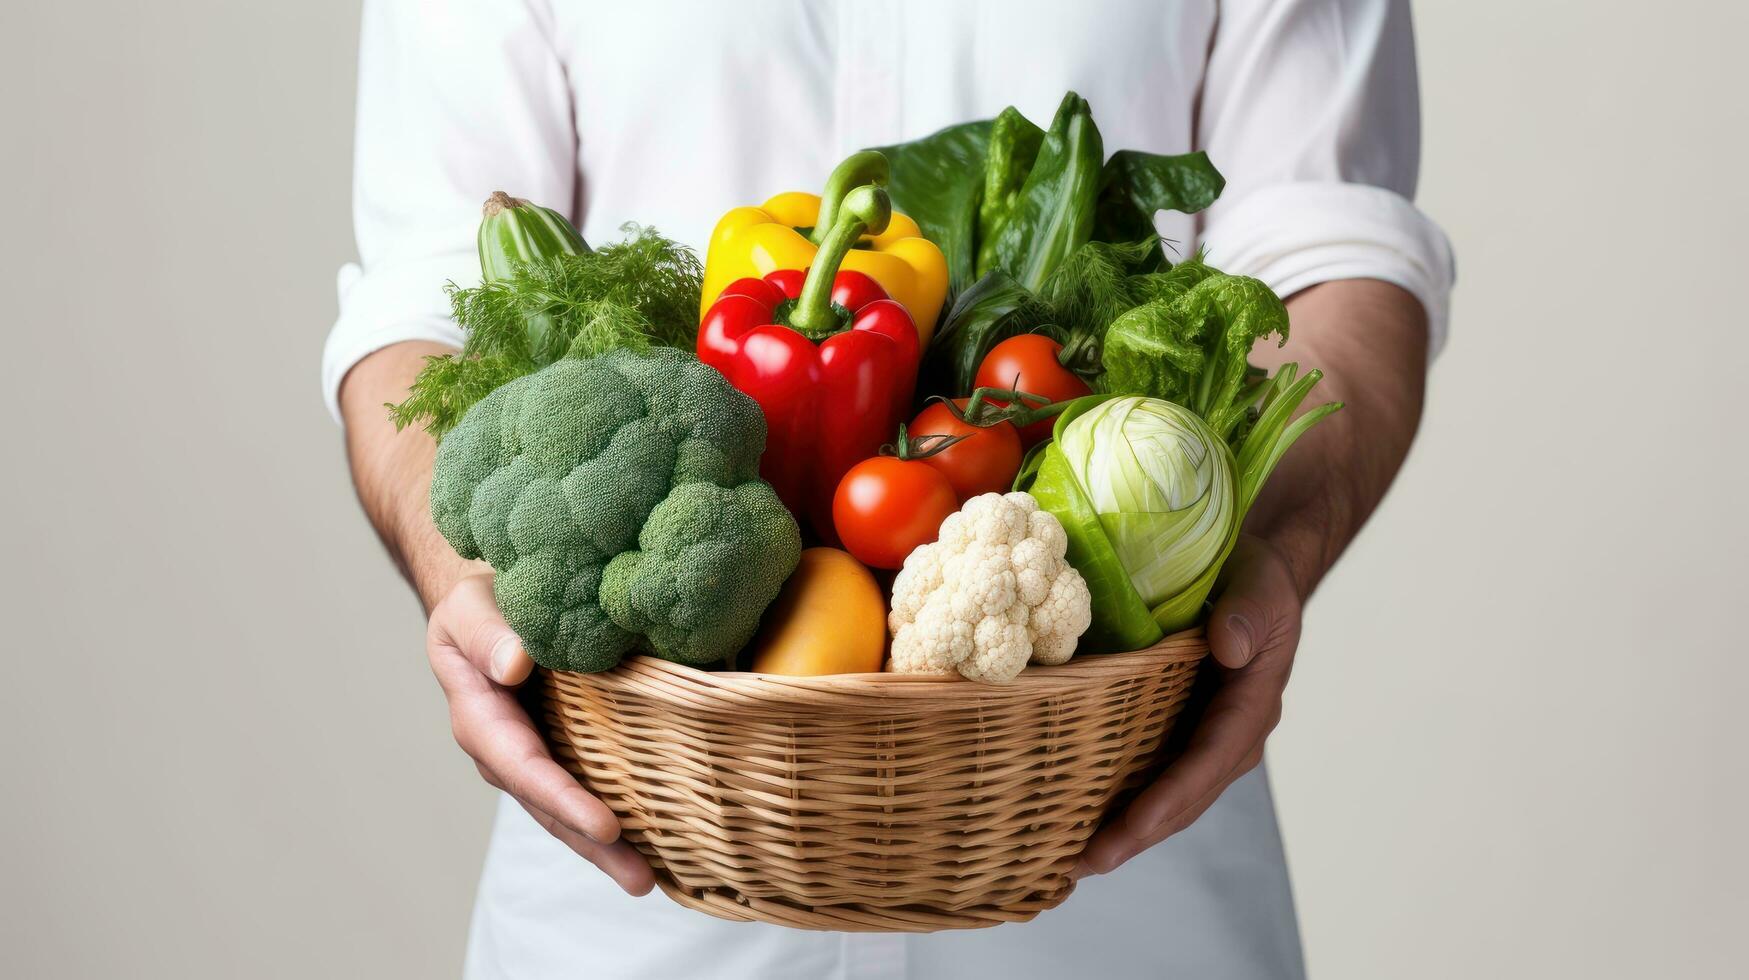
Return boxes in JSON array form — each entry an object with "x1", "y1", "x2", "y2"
[
  {"x1": 1226, "y1": 614, "x2": 1254, "y2": 663},
  {"x1": 491, "y1": 636, "x2": 528, "y2": 684},
  {"x1": 1068, "y1": 859, "x2": 1094, "y2": 881}
]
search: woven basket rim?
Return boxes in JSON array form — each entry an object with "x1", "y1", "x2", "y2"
[{"x1": 556, "y1": 626, "x2": 1208, "y2": 699}]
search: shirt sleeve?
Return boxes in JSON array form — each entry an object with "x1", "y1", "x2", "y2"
[
  {"x1": 321, "y1": 0, "x2": 577, "y2": 422},
  {"x1": 1195, "y1": 0, "x2": 1455, "y2": 355}
]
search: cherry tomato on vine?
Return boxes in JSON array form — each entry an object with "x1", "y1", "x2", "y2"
[
  {"x1": 832, "y1": 456, "x2": 958, "y2": 570},
  {"x1": 908, "y1": 400, "x2": 1023, "y2": 501},
  {"x1": 974, "y1": 335, "x2": 1093, "y2": 445}
]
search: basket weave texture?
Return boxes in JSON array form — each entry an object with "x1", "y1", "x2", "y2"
[{"x1": 536, "y1": 629, "x2": 1207, "y2": 932}]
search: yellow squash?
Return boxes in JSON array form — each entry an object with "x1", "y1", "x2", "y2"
[{"x1": 747, "y1": 548, "x2": 887, "y2": 676}]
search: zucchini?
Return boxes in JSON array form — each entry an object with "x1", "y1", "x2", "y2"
[{"x1": 477, "y1": 191, "x2": 589, "y2": 282}]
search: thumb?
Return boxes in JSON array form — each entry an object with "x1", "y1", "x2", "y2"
[
  {"x1": 1207, "y1": 537, "x2": 1300, "y2": 670},
  {"x1": 430, "y1": 574, "x2": 535, "y2": 686}
]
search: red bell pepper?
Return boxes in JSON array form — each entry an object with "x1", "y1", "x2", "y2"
[{"x1": 698, "y1": 184, "x2": 921, "y2": 539}]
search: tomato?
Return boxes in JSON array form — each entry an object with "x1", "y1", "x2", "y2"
[
  {"x1": 832, "y1": 456, "x2": 959, "y2": 570},
  {"x1": 908, "y1": 400, "x2": 1023, "y2": 501},
  {"x1": 974, "y1": 335, "x2": 1093, "y2": 445}
]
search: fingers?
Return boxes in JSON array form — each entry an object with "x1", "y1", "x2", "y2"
[
  {"x1": 1074, "y1": 672, "x2": 1282, "y2": 876},
  {"x1": 429, "y1": 574, "x2": 533, "y2": 686},
  {"x1": 514, "y1": 800, "x2": 654, "y2": 896},
  {"x1": 481, "y1": 775, "x2": 655, "y2": 897},
  {"x1": 1208, "y1": 536, "x2": 1299, "y2": 670},
  {"x1": 1073, "y1": 538, "x2": 1303, "y2": 877},
  {"x1": 1127, "y1": 693, "x2": 1281, "y2": 835},
  {"x1": 435, "y1": 656, "x2": 624, "y2": 846},
  {"x1": 1136, "y1": 716, "x2": 1272, "y2": 844},
  {"x1": 1071, "y1": 740, "x2": 1266, "y2": 880},
  {"x1": 426, "y1": 573, "x2": 628, "y2": 857},
  {"x1": 1101, "y1": 735, "x2": 1268, "y2": 869}
]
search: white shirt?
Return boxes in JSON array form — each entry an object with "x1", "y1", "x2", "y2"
[{"x1": 326, "y1": 2, "x2": 1453, "y2": 977}]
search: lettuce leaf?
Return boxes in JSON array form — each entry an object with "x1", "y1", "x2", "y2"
[{"x1": 1099, "y1": 272, "x2": 1290, "y2": 445}]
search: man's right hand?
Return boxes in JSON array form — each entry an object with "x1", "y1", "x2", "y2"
[
  {"x1": 426, "y1": 565, "x2": 657, "y2": 895},
  {"x1": 342, "y1": 343, "x2": 654, "y2": 895}
]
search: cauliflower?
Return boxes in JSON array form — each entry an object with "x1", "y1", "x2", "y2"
[{"x1": 887, "y1": 492, "x2": 1093, "y2": 684}]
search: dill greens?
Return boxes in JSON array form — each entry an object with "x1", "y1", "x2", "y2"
[
  {"x1": 388, "y1": 225, "x2": 703, "y2": 438},
  {"x1": 1039, "y1": 238, "x2": 1160, "y2": 351}
]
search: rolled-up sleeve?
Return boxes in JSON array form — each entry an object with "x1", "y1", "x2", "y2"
[
  {"x1": 322, "y1": 0, "x2": 577, "y2": 421},
  {"x1": 1195, "y1": 0, "x2": 1455, "y2": 355}
]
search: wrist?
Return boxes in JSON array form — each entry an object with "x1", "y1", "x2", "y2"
[
  {"x1": 397, "y1": 507, "x2": 483, "y2": 613},
  {"x1": 1250, "y1": 496, "x2": 1349, "y2": 601}
]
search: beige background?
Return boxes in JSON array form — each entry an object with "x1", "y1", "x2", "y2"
[{"x1": 2, "y1": 2, "x2": 1743, "y2": 977}]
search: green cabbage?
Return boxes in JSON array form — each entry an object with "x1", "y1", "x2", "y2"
[
  {"x1": 1019, "y1": 362, "x2": 1341, "y2": 647},
  {"x1": 1058, "y1": 397, "x2": 1238, "y2": 615}
]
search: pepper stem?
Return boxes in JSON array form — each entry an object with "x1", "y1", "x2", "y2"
[
  {"x1": 811, "y1": 151, "x2": 890, "y2": 245},
  {"x1": 789, "y1": 184, "x2": 891, "y2": 335}
]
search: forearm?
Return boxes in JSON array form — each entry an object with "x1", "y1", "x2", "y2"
[
  {"x1": 1249, "y1": 279, "x2": 1429, "y2": 597},
  {"x1": 338, "y1": 341, "x2": 483, "y2": 612},
  {"x1": 345, "y1": 347, "x2": 650, "y2": 888}
]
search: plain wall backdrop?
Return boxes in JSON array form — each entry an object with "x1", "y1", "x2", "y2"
[{"x1": 2, "y1": 1, "x2": 1743, "y2": 977}]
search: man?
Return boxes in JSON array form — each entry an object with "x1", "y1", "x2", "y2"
[{"x1": 327, "y1": 2, "x2": 1452, "y2": 977}]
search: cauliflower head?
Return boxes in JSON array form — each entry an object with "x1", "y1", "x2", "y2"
[
  {"x1": 887, "y1": 492, "x2": 1093, "y2": 684},
  {"x1": 430, "y1": 347, "x2": 801, "y2": 671}
]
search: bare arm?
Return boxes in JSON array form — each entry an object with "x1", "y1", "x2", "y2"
[
  {"x1": 1244, "y1": 279, "x2": 1429, "y2": 596},
  {"x1": 339, "y1": 341, "x2": 478, "y2": 611},
  {"x1": 1077, "y1": 278, "x2": 1428, "y2": 874},
  {"x1": 339, "y1": 341, "x2": 655, "y2": 895}
]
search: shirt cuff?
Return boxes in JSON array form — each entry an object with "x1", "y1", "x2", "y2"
[
  {"x1": 321, "y1": 252, "x2": 476, "y2": 422},
  {"x1": 1198, "y1": 182, "x2": 1456, "y2": 358}
]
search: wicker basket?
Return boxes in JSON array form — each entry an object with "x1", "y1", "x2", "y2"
[{"x1": 535, "y1": 628, "x2": 1207, "y2": 932}]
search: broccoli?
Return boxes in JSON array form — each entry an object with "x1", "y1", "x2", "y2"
[{"x1": 429, "y1": 347, "x2": 801, "y2": 671}]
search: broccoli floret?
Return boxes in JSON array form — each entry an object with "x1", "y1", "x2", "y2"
[
  {"x1": 600, "y1": 482, "x2": 800, "y2": 666},
  {"x1": 430, "y1": 347, "x2": 800, "y2": 671}
]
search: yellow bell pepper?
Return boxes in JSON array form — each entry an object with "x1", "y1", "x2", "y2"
[
  {"x1": 747, "y1": 548, "x2": 887, "y2": 675},
  {"x1": 700, "y1": 152, "x2": 948, "y2": 345}
]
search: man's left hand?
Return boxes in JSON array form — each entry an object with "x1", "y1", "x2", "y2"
[{"x1": 1073, "y1": 535, "x2": 1303, "y2": 876}]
